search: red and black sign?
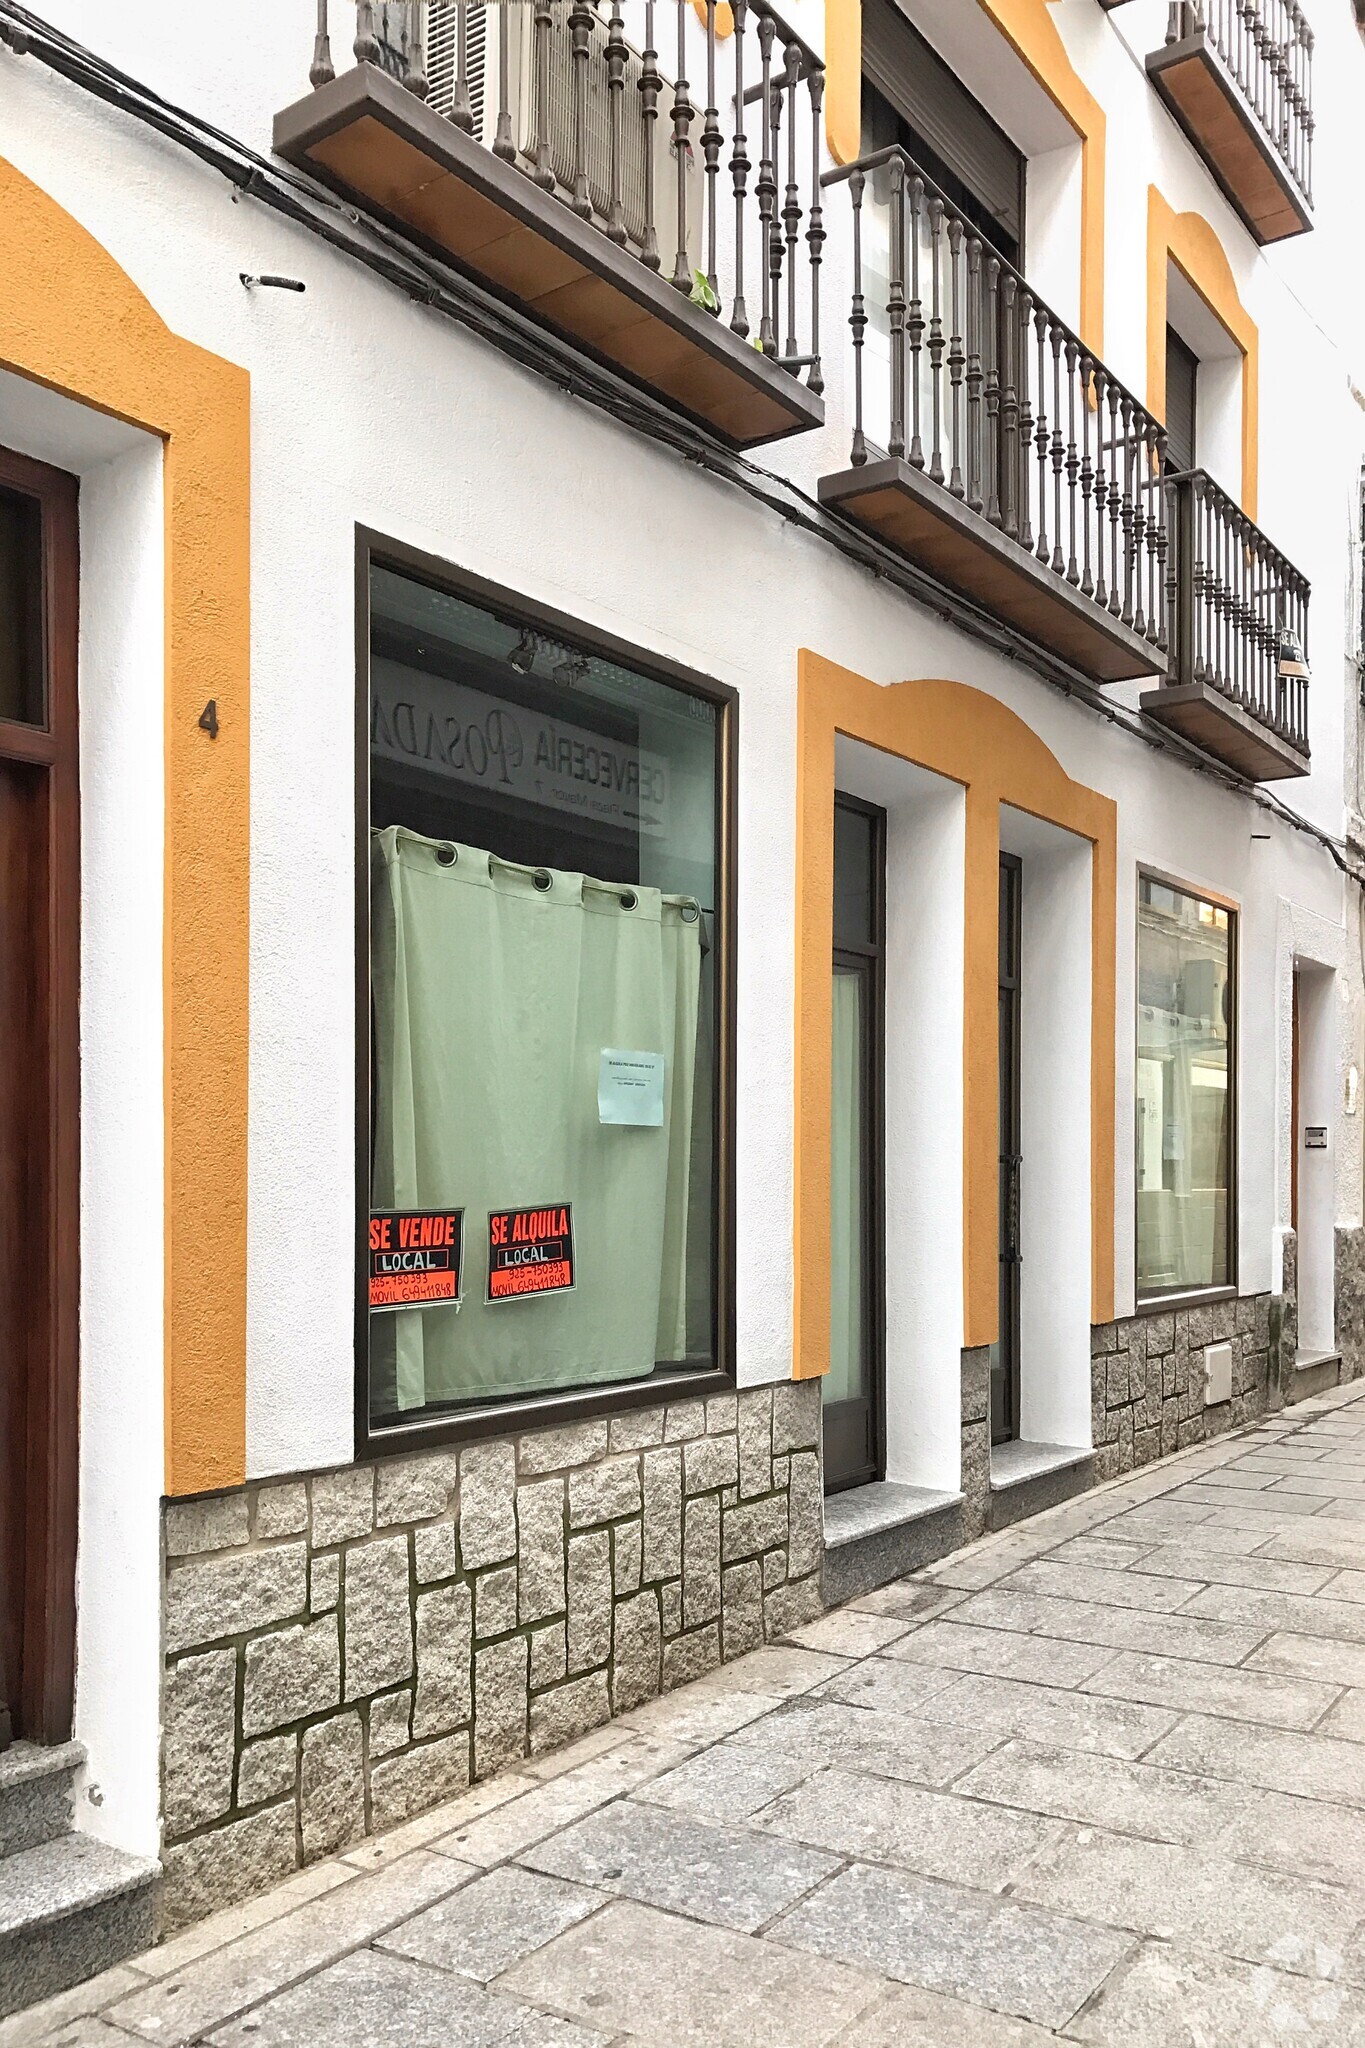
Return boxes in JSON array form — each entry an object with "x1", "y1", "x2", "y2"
[
  {"x1": 487, "y1": 1204, "x2": 575, "y2": 1303},
  {"x1": 369, "y1": 1209, "x2": 463, "y2": 1311}
]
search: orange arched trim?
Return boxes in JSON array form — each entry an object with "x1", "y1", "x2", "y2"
[
  {"x1": 1147, "y1": 188, "x2": 1259, "y2": 521},
  {"x1": 0, "y1": 157, "x2": 251, "y2": 1496},
  {"x1": 823, "y1": 0, "x2": 1106, "y2": 358},
  {"x1": 794, "y1": 651, "x2": 1117, "y2": 1380}
]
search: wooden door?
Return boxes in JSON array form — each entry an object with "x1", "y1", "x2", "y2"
[{"x1": 0, "y1": 446, "x2": 80, "y2": 1750}]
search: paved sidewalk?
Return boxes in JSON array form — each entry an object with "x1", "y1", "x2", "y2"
[{"x1": 15, "y1": 1385, "x2": 1365, "y2": 2048}]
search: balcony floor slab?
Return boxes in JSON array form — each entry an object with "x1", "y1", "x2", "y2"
[{"x1": 274, "y1": 65, "x2": 823, "y2": 450}]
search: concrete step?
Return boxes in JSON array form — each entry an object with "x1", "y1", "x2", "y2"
[
  {"x1": 0, "y1": 1833, "x2": 159, "y2": 2020},
  {"x1": 0, "y1": 1742, "x2": 84, "y2": 1858},
  {"x1": 1288, "y1": 1350, "x2": 1342, "y2": 1405}
]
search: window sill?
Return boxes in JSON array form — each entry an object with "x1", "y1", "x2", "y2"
[
  {"x1": 358, "y1": 1363, "x2": 732, "y2": 1458},
  {"x1": 1131, "y1": 1285, "x2": 1239, "y2": 1318}
]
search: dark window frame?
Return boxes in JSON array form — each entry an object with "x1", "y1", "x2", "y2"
[
  {"x1": 824, "y1": 791, "x2": 886, "y2": 1496},
  {"x1": 354, "y1": 528, "x2": 738, "y2": 1458},
  {"x1": 1134, "y1": 866, "x2": 1239, "y2": 1312}
]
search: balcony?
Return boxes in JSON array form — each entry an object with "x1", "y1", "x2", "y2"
[
  {"x1": 275, "y1": 1, "x2": 826, "y2": 449},
  {"x1": 1142, "y1": 2, "x2": 1314, "y2": 242},
  {"x1": 1141, "y1": 468, "x2": 1310, "y2": 780},
  {"x1": 818, "y1": 150, "x2": 1171, "y2": 687}
]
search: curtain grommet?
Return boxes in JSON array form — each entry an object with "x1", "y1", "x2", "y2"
[
  {"x1": 681, "y1": 902, "x2": 700, "y2": 923},
  {"x1": 620, "y1": 890, "x2": 638, "y2": 911},
  {"x1": 435, "y1": 844, "x2": 457, "y2": 867},
  {"x1": 533, "y1": 868, "x2": 553, "y2": 892}
]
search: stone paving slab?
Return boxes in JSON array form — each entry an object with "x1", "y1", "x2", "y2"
[
  {"x1": 520, "y1": 1798, "x2": 841, "y2": 1933},
  {"x1": 770, "y1": 1860, "x2": 1135, "y2": 2029},
  {"x1": 20, "y1": 1382, "x2": 1365, "y2": 2047}
]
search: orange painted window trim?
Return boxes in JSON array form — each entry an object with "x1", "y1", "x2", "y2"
[
  {"x1": 794, "y1": 651, "x2": 1117, "y2": 1381},
  {"x1": 0, "y1": 155, "x2": 251, "y2": 1497},
  {"x1": 822, "y1": 0, "x2": 1106, "y2": 358},
  {"x1": 1147, "y1": 188, "x2": 1259, "y2": 521}
]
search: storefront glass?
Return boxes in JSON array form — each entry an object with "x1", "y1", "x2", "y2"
[
  {"x1": 1136, "y1": 876, "x2": 1235, "y2": 1298},
  {"x1": 366, "y1": 564, "x2": 722, "y2": 1425}
]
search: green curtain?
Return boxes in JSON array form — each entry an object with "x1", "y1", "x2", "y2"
[
  {"x1": 828, "y1": 967, "x2": 865, "y2": 1404},
  {"x1": 371, "y1": 827, "x2": 702, "y2": 1408}
]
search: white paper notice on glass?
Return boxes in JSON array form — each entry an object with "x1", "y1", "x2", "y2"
[{"x1": 598, "y1": 1049, "x2": 666, "y2": 1127}]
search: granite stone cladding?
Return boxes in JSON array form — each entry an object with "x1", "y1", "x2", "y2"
[
  {"x1": 159, "y1": 1381, "x2": 821, "y2": 1927},
  {"x1": 1088, "y1": 1291, "x2": 1275, "y2": 1478}
]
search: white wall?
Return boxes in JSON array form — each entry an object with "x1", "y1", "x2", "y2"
[
  {"x1": 1296, "y1": 960, "x2": 1337, "y2": 1355},
  {"x1": 1002, "y1": 807, "x2": 1093, "y2": 1451},
  {"x1": 3, "y1": 0, "x2": 1365, "y2": 1858},
  {"x1": 835, "y1": 739, "x2": 967, "y2": 1494},
  {"x1": 0, "y1": 371, "x2": 166, "y2": 1857}
]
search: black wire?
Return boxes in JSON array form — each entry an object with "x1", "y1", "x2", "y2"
[{"x1": 3, "y1": 0, "x2": 1358, "y2": 888}]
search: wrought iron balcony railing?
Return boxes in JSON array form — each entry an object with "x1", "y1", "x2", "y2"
[
  {"x1": 818, "y1": 148, "x2": 1170, "y2": 686},
  {"x1": 1144, "y1": 1, "x2": 1314, "y2": 241},
  {"x1": 1141, "y1": 467, "x2": 1310, "y2": 778},
  {"x1": 277, "y1": 1, "x2": 826, "y2": 447}
]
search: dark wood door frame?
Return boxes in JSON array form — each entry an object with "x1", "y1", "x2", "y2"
[
  {"x1": 991, "y1": 851, "x2": 1022, "y2": 1447},
  {"x1": 0, "y1": 444, "x2": 80, "y2": 1750}
]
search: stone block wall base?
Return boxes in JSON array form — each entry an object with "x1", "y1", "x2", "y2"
[{"x1": 159, "y1": 1380, "x2": 822, "y2": 1929}]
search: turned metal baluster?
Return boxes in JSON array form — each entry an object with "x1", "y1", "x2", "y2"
[
  {"x1": 1064, "y1": 338, "x2": 1079, "y2": 585},
  {"x1": 311, "y1": 0, "x2": 335, "y2": 86},
  {"x1": 887, "y1": 157, "x2": 908, "y2": 462},
  {"x1": 448, "y1": 4, "x2": 475, "y2": 133},
  {"x1": 404, "y1": 0, "x2": 429, "y2": 98},
  {"x1": 984, "y1": 258, "x2": 1001, "y2": 528},
  {"x1": 532, "y1": 0, "x2": 555, "y2": 187},
  {"x1": 999, "y1": 271, "x2": 1017, "y2": 538},
  {"x1": 782, "y1": 41, "x2": 802, "y2": 358},
  {"x1": 1120, "y1": 396, "x2": 1137, "y2": 626},
  {"x1": 1189, "y1": 476, "x2": 1206, "y2": 682},
  {"x1": 1079, "y1": 358, "x2": 1095, "y2": 598},
  {"x1": 1154, "y1": 430, "x2": 1170, "y2": 650},
  {"x1": 1144, "y1": 424, "x2": 1160, "y2": 641},
  {"x1": 1017, "y1": 289, "x2": 1034, "y2": 551},
  {"x1": 639, "y1": 4, "x2": 662, "y2": 268},
  {"x1": 765, "y1": 50, "x2": 786, "y2": 346},
  {"x1": 908, "y1": 177, "x2": 925, "y2": 469},
  {"x1": 605, "y1": 3, "x2": 628, "y2": 241},
  {"x1": 927, "y1": 198, "x2": 946, "y2": 485},
  {"x1": 965, "y1": 238, "x2": 983, "y2": 513},
  {"x1": 756, "y1": 13, "x2": 778, "y2": 353},
  {"x1": 849, "y1": 167, "x2": 867, "y2": 467},
  {"x1": 570, "y1": 0, "x2": 594, "y2": 217},
  {"x1": 493, "y1": 1, "x2": 516, "y2": 159},
  {"x1": 1033, "y1": 308, "x2": 1049, "y2": 565},
  {"x1": 729, "y1": 0, "x2": 749, "y2": 332},
  {"x1": 1302, "y1": 23, "x2": 1315, "y2": 205},
  {"x1": 947, "y1": 218, "x2": 966, "y2": 499},
  {"x1": 702, "y1": 2, "x2": 721, "y2": 300},
  {"x1": 1091, "y1": 366, "x2": 1108, "y2": 610},
  {"x1": 807, "y1": 66, "x2": 824, "y2": 393},
  {"x1": 670, "y1": 2, "x2": 695, "y2": 291},
  {"x1": 1049, "y1": 323, "x2": 1065, "y2": 576},
  {"x1": 355, "y1": 0, "x2": 380, "y2": 64},
  {"x1": 1107, "y1": 380, "x2": 1123, "y2": 615},
  {"x1": 1164, "y1": 2, "x2": 1183, "y2": 45}
]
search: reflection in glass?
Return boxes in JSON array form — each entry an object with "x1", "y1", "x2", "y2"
[
  {"x1": 1136, "y1": 879, "x2": 1233, "y2": 1295},
  {"x1": 829, "y1": 967, "x2": 866, "y2": 1405},
  {"x1": 0, "y1": 488, "x2": 43, "y2": 727},
  {"x1": 367, "y1": 566, "x2": 721, "y2": 1424}
]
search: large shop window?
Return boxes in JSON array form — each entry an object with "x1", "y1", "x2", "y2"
[
  {"x1": 365, "y1": 562, "x2": 727, "y2": 1430},
  {"x1": 1136, "y1": 877, "x2": 1235, "y2": 1300}
]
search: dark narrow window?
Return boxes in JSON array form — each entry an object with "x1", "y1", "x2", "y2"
[
  {"x1": 991, "y1": 853, "x2": 1023, "y2": 1447},
  {"x1": 361, "y1": 553, "x2": 733, "y2": 1441},
  {"x1": 825, "y1": 795, "x2": 885, "y2": 1495},
  {"x1": 1165, "y1": 327, "x2": 1199, "y2": 474}
]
